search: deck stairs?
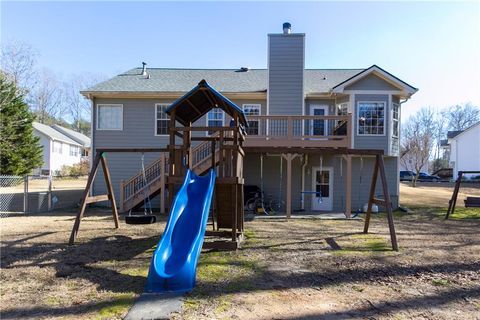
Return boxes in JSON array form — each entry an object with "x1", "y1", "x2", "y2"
[{"x1": 120, "y1": 140, "x2": 220, "y2": 213}]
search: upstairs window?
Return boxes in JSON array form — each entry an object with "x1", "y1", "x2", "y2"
[
  {"x1": 97, "y1": 104, "x2": 123, "y2": 130},
  {"x1": 207, "y1": 108, "x2": 224, "y2": 135},
  {"x1": 242, "y1": 104, "x2": 261, "y2": 135},
  {"x1": 357, "y1": 101, "x2": 385, "y2": 135},
  {"x1": 155, "y1": 104, "x2": 170, "y2": 135},
  {"x1": 392, "y1": 103, "x2": 400, "y2": 138},
  {"x1": 53, "y1": 141, "x2": 62, "y2": 153}
]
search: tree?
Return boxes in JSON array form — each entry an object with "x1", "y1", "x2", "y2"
[
  {"x1": 400, "y1": 108, "x2": 436, "y2": 187},
  {"x1": 0, "y1": 41, "x2": 38, "y2": 92},
  {"x1": 442, "y1": 103, "x2": 480, "y2": 131},
  {"x1": 29, "y1": 68, "x2": 62, "y2": 123},
  {"x1": 61, "y1": 73, "x2": 102, "y2": 135},
  {"x1": 0, "y1": 72, "x2": 43, "y2": 175}
]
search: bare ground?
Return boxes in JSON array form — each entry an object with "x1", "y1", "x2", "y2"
[{"x1": 1, "y1": 184, "x2": 479, "y2": 319}]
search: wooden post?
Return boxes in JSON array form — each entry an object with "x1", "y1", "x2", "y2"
[
  {"x1": 232, "y1": 183, "x2": 238, "y2": 242},
  {"x1": 345, "y1": 155, "x2": 352, "y2": 218},
  {"x1": 211, "y1": 140, "x2": 216, "y2": 169},
  {"x1": 69, "y1": 152, "x2": 103, "y2": 245},
  {"x1": 101, "y1": 155, "x2": 120, "y2": 228},
  {"x1": 120, "y1": 179, "x2": 125, "y2": 213},
  {"x1": 363, "y1": 156, "x2": 379, "y2": 234},
  {"x1": 284, "y1": 153, "x2": 293, "y2": 219},
  {"x1": 446, "y1": 171, "x2": 463, "y2": 219},
  {"x1": 160, "y1": 154, "x2": 166, "y2": 214},
  {"x1": 287, "y1": 116, "x2": 293, "y2": 141},
  {"x1": 377, "y1": 155, "x2": 398, "y2": 251}
]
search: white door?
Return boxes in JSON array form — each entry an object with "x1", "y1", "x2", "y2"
[
  {"x1": 311, "y1": 167, "x2": 333, "y2": 211},
  {"x1": 310, "y1": 105, "x2": 329, "y2": 137}
]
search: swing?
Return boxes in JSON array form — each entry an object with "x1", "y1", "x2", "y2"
[
  {"x1": 301, "y1": 155, "x2": 323, "y2": 204},
  {"x1": 125, "y1": 153, "x2": 157, "y2": 225}
]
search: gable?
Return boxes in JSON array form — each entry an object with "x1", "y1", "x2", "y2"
[{"x1": 344, "y1": 73, "x2": 400, "y2": 91}]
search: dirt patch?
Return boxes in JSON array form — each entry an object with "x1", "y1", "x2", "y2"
[
  {"x1": 0, "y1": 209, "x2": 165, "y2": 319},
  {"x1": 1, "y1": 185, "x2": 480, "y2": 319}
]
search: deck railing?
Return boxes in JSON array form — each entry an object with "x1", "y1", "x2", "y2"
[{"x1": 243, "y1": 114, "x2": 352, "y2": 148}]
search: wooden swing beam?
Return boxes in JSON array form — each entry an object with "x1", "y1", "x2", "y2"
[
  {"x1": 445, "y1": 170, "x2": 480, "y2": 220},
  {"x1": 69, "y1": 148, "x2": 168, "y2": 245}
]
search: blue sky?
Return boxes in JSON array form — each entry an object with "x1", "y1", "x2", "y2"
[{"x1": 2, "y1": 1, "x2": 479, "y2": 119}]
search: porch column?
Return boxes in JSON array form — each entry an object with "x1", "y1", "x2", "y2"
[
  {"x1": 345, "y1": 155, "x2": 352, "y2": 218},
  {"x1": 282, "y1": 153, "x2": 299, "y2": 219}
]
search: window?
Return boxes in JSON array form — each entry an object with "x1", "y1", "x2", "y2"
[
  {"x1": 207, "y1": 108, "x2": 224, "y2": 135},
  {"x1": 155, "y1": 104, "x2": 170, "y2": 135},
  {"x1": 69, "y1": 145, "x2": 79, "y2": 157},
  {"x1": 357, "y1": 101, "x2": 385, "y2": 135},
  {"x1": 53, "y1": 141, "x2": 62, "y2": 153},
  {"x1": 337, "y1": 103, "x2": 348, "y2": 116},
  {"x1": 97, "y1": 104, "x2": 123, "y2": 130},
  {"x1": 242, "y1": 104, "x2": 261, "y2": 135},
  {"x1": 392, "y1": 103, "x2": 400, "y2": 137}
]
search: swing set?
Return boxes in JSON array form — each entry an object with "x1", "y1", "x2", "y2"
[{"x1": 445, "y1": 171, "x2": 480, "y2": 219}]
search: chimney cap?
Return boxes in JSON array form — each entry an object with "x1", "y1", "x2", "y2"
[{"x1": 283, "y1": 22, "x2": 291, "y2": 34}]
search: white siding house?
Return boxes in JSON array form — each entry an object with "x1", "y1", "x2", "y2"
[
  {"x1": 449, "y1": 122, "x2": 480, "y2": 179},
  {"x1": 32, "y1": 122, "x2": 89, "y2": 175}
]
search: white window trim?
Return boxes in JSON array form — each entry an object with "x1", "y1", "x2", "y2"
[
  {"x1": 392, "y1": 102, "x2": 400, "y2": 138},
  {"x1": 154, "y1": 103, "x2": 170, "y2": 136},
  {"x1": 356, "y1": 101, "x2": 386, "y2": 136},
  {"x1": 242, "y1": 104, "x2": 261, "y2": 135},
  {"x1": 96, "y1": 104, "x2": 123, "y2": 131},
  {"x1": 310, "y1": 104, "x2": 329, "y2": 136},
  {"x1": 206, "y1": 108, "x2": 225, "y2": 136}
]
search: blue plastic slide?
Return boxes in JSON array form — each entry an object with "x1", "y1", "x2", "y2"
[{"x1": 145, "y1": 169, "x2": 216, "y2": 293}]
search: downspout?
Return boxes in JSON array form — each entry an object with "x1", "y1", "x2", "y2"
[{"x1": 301, "y1": 154, "x2": 308, "y2": 211}]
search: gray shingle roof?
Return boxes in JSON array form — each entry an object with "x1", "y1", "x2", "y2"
[
  {"x1": 52, "y1": 124, "x2": 91, "y2": 148},
  {"x1": 83, "y1": 68, "x2": 364, "y2": 95},
  {"x1": 33, "y1": 122, "x2": 82, "y2": 146}
]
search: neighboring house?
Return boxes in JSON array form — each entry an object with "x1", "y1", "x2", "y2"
[
  {"x1": 81, "y1": 23, "x2": 417, "y2": 212},
  {"x1": 32, "y1": 122, "x2": 90, "y2": 175},
  {"x1": 52, "y1": 124, "x2": 91, "y2": 159},
  {"x1": 446, "y1": 122, "x2": 480, "y2": 179}
]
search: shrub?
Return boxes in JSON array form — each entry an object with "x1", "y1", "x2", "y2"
[{"x1": 59, "y1": 159, "x2": 89, "y2": 177}]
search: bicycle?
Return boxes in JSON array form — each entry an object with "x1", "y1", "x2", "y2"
[{"x1": 245, "y1": 192, "x2": 285, "y2": 215}]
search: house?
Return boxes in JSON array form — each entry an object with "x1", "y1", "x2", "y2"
[
  {"x1": 51, "y1": 124, "x2": 91, "y2": 159},
  {"x1": 446, "y1": 122, "x2": 480, "y2": 179},
  {"x1": 32, "y1": 122, "x2": 91, "y2": 175},
  {"x1": 81, "y1": 23, "x2": 417, "y2": 213}
]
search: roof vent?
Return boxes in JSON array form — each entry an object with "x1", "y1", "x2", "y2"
[
  {"x1": 239, "y1": 67, "x2": 250, "y2": 72},
  {"x1": 283, "y1": 22, "x2": 291, "y2": 35},
  {"x1": 141, "y1": 62, "x2": 147, "y2": 76}
]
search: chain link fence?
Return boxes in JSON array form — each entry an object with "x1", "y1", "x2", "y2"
[{"x1": 0, "y1": 175, "x2": 86, "y2": 218}]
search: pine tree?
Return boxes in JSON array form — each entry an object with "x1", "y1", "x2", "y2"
[{"x1": 0, "y1": 72, "x2": 43, "y2": 175}]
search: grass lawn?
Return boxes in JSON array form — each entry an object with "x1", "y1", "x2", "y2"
[{"x1": 1, "y1": 183, "x2": 479, "y2": 319}]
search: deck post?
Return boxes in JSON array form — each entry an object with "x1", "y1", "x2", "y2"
[
  {"x1": 282, "y1": 153, "x2": 299, "y2": 219},
  {"x1": 345, "y1": 155, "x2": 352, "y2": 218}
]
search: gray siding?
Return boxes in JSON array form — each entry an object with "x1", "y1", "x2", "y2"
[
  {"x1": 268, "y1": 34, "x2": 305, "y2": 115},
  {"x1": 345, "y1": 73, "x2": 399, "y2": 91},
  {"x1": 353, "y1": 94, "x2": 389, "y2": 154},
  {"x1": 92, "y1": 97, "x2": 266, "y2": 202}
]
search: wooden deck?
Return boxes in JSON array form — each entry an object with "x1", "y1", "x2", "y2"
[{"x1": 243, "y1": 114, "x2": 352, "y2": 148}]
